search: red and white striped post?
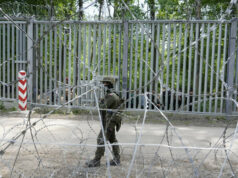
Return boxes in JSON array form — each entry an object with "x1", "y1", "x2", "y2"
[{"x1": 18, "y1": 70, "x2": 27, "y2": 110}]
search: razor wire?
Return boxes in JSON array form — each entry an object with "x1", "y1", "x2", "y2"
[{"x1": 0, "y1": 0, "x2": 238, "y2": 177}]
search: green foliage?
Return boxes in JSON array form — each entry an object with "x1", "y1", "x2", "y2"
[
  {"x1": 0, "y1": 0, "x2": 78, "y2": 20},
  {"x1": 0, "y1": 0, "x2": 236, "y2": 20}
]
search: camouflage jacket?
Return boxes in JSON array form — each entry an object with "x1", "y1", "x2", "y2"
[{"x1": 99, "y1": 90, "x2": 122, "y2": 131}]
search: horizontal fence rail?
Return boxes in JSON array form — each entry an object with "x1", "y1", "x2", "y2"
[{"x1": 0, "y1": 19, "x2": 237, "y2": 115}]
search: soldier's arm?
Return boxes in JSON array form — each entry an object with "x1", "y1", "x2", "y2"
[{"x1": 99, "y1": 95, "x2": 115, "y2": 109}]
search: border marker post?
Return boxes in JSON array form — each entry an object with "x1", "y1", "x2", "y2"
[{"x1": 18, "y1": 70, "x2": 27, "y2": 110}]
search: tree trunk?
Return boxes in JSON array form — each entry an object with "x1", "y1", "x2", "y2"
[
  {"x1": 50, "y1": 0, "x2": 54, "y2": 20},
  {"x1": 78, "y1": 0, "x2": 83, "y2": 20},
  {"x1": 148, "y1": 0, "x2": 156, "y2": 92},
  {"x1": 195, "y1": 0, "x2": 201, "y2": 20},
  {"x1": 113, "y1": 1, "x2": 119, "y2": 18},
  {"x1": 195, "y1": 0, "x2": 201, "y2": 111},
  {"x1": 98, "y1": 0, "x2": 104, "y2": 20}
]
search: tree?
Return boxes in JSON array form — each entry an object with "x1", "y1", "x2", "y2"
[
  {"x1": 147, "y1": 0, "x2": 155, "y2": 20},
  {"x1": 78, "y1": 0, "x2": 83, "y2": 20},
  {"x1": 98, "y1": 0, "x2": 104, "y2": 20}
]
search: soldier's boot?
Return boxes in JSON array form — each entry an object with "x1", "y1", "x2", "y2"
[
  {"x1": 85, "y1": 158, "x2": 100, "y2": 167},
  {"x1": 110, "y1": 144, "x2": 120, "y2": 166},
  {"x1": 109, "y1": 157, "x2": 120, "y2": 166}
]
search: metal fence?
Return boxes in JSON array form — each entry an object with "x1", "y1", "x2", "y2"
[
  {"x1": 0, "y1": 18, "x2": 237, "y2": 115},
  {"x1": 0, "y1": 21, "x2": 28, "y2": 100}
]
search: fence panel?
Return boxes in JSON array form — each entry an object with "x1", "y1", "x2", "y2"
[
  {"x1": 0, "y1": 21, "x2": 27, "y2": 101},
  {"x1": 0, "y1": 19, "x2": 237, "y2": 115},
  {"x1": 33, "y1": 21, "x2": 123, "y2": 108},
  {"x1": 126, "y1": 20, "x2": 233, "y2": 114}
]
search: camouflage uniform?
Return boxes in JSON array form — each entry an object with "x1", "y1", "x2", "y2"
[
  {"x1": 86, "y1": 77, "x2": 122, "y2": 167},
  {"x1": 95, "y1": 90, "x2": 122, "y2": 161}
]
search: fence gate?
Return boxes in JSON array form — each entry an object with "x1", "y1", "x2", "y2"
[{"x1": 0, "y1": 19, "x2": 237, "y2": 115}]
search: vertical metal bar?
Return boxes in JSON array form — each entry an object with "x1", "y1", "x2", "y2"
[
  {"x1": 3, "y1": 24, "x2": 5, "y2": 98},
  {"x1": 108, "y1": 24, "x2": 112, "y2": 75},
  {"x1": 181, "y1": 23, "x2": 188, "y2": 110},
  {"x1": 203, "y1": 23, "x2": 211, "y2": 112},
  {"x1": 155, "y1": 23, "x2": 160, "y2": 109},
  {"x1": 176, "y1": 24, "x2": 182, "y2": 110},
  {"x1": 92, "y1": 24, "x2": 97, "y2": 105},
  {"x1": 63, "y1": 25, "x2": 67, "y2": 104},
  {"x1": 68, "y1": 24, "x2": 72, "y2": 107},
  {"x1": 186, "y1": 23, "x2": 193, "y2": 112},
  {"x1": 165, "y1": 23, "x2": 171, "y2": 111},
  {"x1": 214, "y1": 24, "x2": 222, "y2": 113},
  {"x1": 77, "y1": 24, "x2": 82, "y2": 105},
  {"x1": 92, "y1": 24, "x2": 97, "y2": 74},
  {"x1": 220, "y1": 24, "x2": 227, "y2": 113},
  {"x1": 58, "y1": 25, "x2": 62, "y2": 105},
  {"x1": 7, "y1": 24, "x2": 10, "y2": 98},
  {"x1": 62, "y1": 26, "x2": 67, "y2": 103},
  {"x1": 226, "y1": 19, "x2": 237, "y2": 114},
  {"x1": 0, "y1": 25, "x2": 2, "y2": 97},
  {"x1": 49, "y1": 24, "x2": 53, "y2": 105},
  {"x1": 12, "y1": 24, "x2": 15, "y2": 99},
  {"x1": 35, "y1": 24, "x2": 39, "y2": 103},
  {"x1": 118, "y1": 24, "x2": 122, "y2": 91},
  {"x1": 140, "y1": 24, "x2": 145, "y2": 109},
  {"x1": 198, "y1": 23, "x2": 205, "y2": 112},
  {"x1": 192, "y1": 23, "x2": 199, "y2": 111},
  {"x1": 233, "y1": 26, "x2": 238, "y2": 112},
  {"x1": 19, "y1": 24, "x2": 23, "y2": 70},
  {"x1": 209, "y1": 23, "x2": 216, "y2": 112},
  {"x1": 149, "y1": 23, "x2": 155, "y2": 109},
  {"x1": 160, "y1": 23, "x2": 166, "y2": 109},
  {"x1": 113, "y1": 24, "x2": 117, "y2": 76},
  {"x1": 15, "y1": 25, "x2": 19, "y2": 100},
  {"x1": 54, "y1": 24, "x2": 57, "y2": 105},
  {"x1": 82, "y1": 24, "x2": 87, "y2": 102},
  {"x1": 235, "y1": 26, "x2": 238, "y2": 112},
  {"x1": 170, "y1": 23, "x2": 176, "y2": 110},
  {"x1": 97, "y1": 24, "x2": 102, "y2": 76},
  {"x1": 128, "y1": 23, "x2": 134, "y2": 109},
  {"x1": 87, "y1": 24, "x2": 91, "y2": 102},
  {"x1": 0, "y1": 24, "x2": 1, "y2": 97},
  {"x1": 122, "y1": 21, "x2": 129, "y2": 100},
  {"x1": 23, "y1": 25, "x2": 26, "y2": 71},
  {"x1": 102, "y1": 24, "x2": 107, "y2": 75},
  {"x1": 40, "y1": 24, "x2": 43, "y2": 104},
  {"x1": 133, "y1": 24, "x2": 139, "y2": 108},
  {"x1": 97, "y1": 24, "x2": 102, "y2": 101},
  {"x1": 28, "y1": 19, "x2": 34, "y2": 105},
  {"x1": 73, "y1": 24, "x2": 77, "y2": 106},
  {"x1": 44, "y1": 25, "x2": 48, "y2": 104}
]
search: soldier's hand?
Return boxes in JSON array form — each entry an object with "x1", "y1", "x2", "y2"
[
  {"x1": 100, "y1": 98, "x2": 104, "y2": 103},
  {"x1": 116, "y1": 122, "x2": 121, "y2": 132}
]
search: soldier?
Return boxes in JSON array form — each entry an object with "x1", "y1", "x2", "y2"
[{"x1": 86, "y1": 76, "x2": 123, "y2": 167}]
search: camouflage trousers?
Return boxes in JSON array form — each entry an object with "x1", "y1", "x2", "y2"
[{"x1": 94, "y1": 127, "x2": 120, "y2": 160}]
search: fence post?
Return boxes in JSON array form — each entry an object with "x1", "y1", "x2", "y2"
[
  {"x1": 27, "y1": 18, "x2": 34, "y2": 106},
  {"x1": 122, "y1": 21, "x2": 129, "y2": 100},
  {"x1": 226, "y1": 18, "x2": 237, "y2": 114}
]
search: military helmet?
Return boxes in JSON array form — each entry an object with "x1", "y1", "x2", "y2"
[{"x1": 101, "y1": 76, "x2": 116, "y2": 85}]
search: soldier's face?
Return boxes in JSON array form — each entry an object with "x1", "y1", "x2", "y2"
[
  {"x1": 103, "y1": 82, "x2": 110, "y2": 92},
  {"x1": 103, "y1": 82, "x2": 110, "y2": 87}
]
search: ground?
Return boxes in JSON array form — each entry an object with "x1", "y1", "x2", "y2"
[{"x1": 0, "y1": 112, "x2": 237, "y2": 177}]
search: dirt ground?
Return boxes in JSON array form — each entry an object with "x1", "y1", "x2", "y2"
[{"x1": 0, "y1": 112, "x2": 238, "y2": 178}]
